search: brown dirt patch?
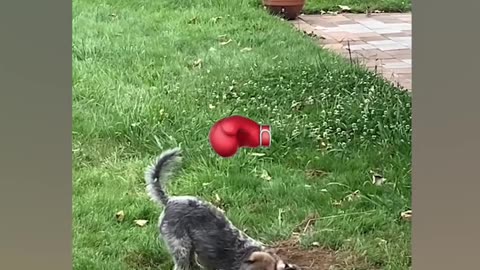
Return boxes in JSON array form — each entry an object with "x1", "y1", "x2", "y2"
[
  {"x1": 272, "y1": 238, "x2": 338, "y2": 270},
  {"x1": 272, "y1": 236, "x2": 375, "y2": 270}
]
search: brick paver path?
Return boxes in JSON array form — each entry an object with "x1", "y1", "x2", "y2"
[{"x1": 291, "y1": 13, "x2": 412, "y2": 90}]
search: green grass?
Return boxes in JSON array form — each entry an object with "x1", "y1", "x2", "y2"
[
  {"x1": 73, "y1": 0, "x2": 412, "y2": 269},
  {"x1": 304, "y1": 0, "x2": 412, "y2": 14}
]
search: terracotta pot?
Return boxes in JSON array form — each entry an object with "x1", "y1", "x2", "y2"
[{"x1": 263, "y1": 0, "x2": 306, "y2": 20}]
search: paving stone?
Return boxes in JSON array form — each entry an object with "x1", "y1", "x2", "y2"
[
  {"x1": 322, "y1": 43, "x2": 344, "y2": 50},
  {"x1": 383, "y1": 32, "x2": 411, "y2": 37},
  {"x1": 360, "y1": 35, "x2": 389, "y2": 41},
  {"x1": 383, "y1": 61, "x2": 411, "y2": 69},
  {"x1": 355, "y1": 49, "x2": 394, "y2": 59},
  {"x1": 291, "y1": 13, "x2": 412, "y2": 90},
  {"x1": 347, "y1": 43, "x2": 376, "y2": 51},
  {"x1": 384, "y1": 67, "x2": 411, "y2": 74},
  {"x1": 396, "y1": 73, "x2": 412, "y2": 81},
  {"x1": 386, "y1": 49, "x2": 411, "y2": 58},
  {"x1": 375, "y1": 28, "x2": 403, "y2": 34},
  {"x1": 326, "y1": 32, "x2": 362, "y2": 42},
  {"x1": 368, "y1": 40, "x2": 409, "y2": 51},
  {"x1": 356, "y1": 19, "x2": 388, "y2": 29}
]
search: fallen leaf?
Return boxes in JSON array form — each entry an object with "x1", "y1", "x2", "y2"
[
  {"x1": 134, "y1": 219, "x2": 148, "y2": 227},
  {"x1": 338, "y1": 5, "x2": 351, "y2": 11},
  {"x1": 240, "y1": 47, "x2": 252, "y2": 52},
  {"x1": 401, "y1": 210, "x2": 412, "y2": 221},
  {"x1": 212, "y1": 194, "x2": 226, "y2": 212},
  {"x1": 332, "y1": 200, "x2": 342, "y2": 206},
  {"x1": 311, "y1": 242, "x2": 320, "y2": 247},
  {"x1": 376, "y1": 238, "x2": 388, "y2": 245},
  {"x1": 220, "y1": 39, "x2": 232, "y2": 46},
  {"x1": 187, "y1": 16, "x2": 198, "y2": 24},
  {"x1": 260, "y1": 169, "x2": 272, "y2": 181},
  {"x1": 344, "y1": 190, "x2": 361, "y2": 202},
  {"x1": 211, "y1": 16, "x2": 223, "y2": 23},
  {"x1": 372, "y1": 173, "x2": 386, "y2": 186},
  {"x1": 193, "y1": 59, "x2": 202, "y2": 68},
  {"x1": 115, "y1": 210, "x2": 125, "y2": 222},
  {"x1": 304, "y1": 184, "x2": 312, "y2": 188}
]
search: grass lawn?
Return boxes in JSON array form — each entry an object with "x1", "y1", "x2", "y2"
[
  {"x1": 304, "y1": 0, "x2": 412, "y2": 14},
  {"x1": 73, "y1": 0, "x2": 412, "y2": 269}
]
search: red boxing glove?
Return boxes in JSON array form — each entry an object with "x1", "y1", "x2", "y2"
[{"x1": 209, "y1": 115, "x2": 271, "y2": 158}]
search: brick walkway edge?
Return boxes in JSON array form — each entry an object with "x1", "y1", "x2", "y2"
[{"x1": 291, "y1": 13, "x2": 412, "y2": 91}]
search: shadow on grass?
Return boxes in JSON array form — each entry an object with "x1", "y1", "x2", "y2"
[{"x1": 124, "y1": 248, "x2": 172, "y2": 270}]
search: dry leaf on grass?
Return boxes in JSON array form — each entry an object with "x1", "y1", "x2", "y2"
[
  {"x1": 338, "y1": 5, "x2": 351, "y2": 11},
  {"x1": 213, "y1": 193, "x2": 226, "y2": 212},
  {"x1": 214, "y1": 193, "x2": 221, "y2": 203},
  {"x1": 332, "y1": 200, "x2": 342, "y2": 206},
  {"x1": 401, "y1": 210, "x2": 412, "y2": 221},
  {"x1": 371, "y1": 172, "x2": 386, "y2": 186},
  {"x1": 260, "y1": 169, "x2": 272, "y2": 181},
  {"x1": 193, "y1": 59, "x2": 202, "y2": 68},
  {"x1": 240, "y1": 47, "x2": 252, "y2": 52},
  {"x1": 187, "y1": 16, "x2": 198, "y2": 24},
  {"x1": 115, "y1": 210, "x2": 125, "y2": 222},
  {"x1": 134, "y1": 219, "x2": 148, "y2": 227},
  {"x1": 210, "y1": 16, "x2": 222, "y2": 23},
  {"x1": 344, "y1": 190, "x2": 361, "y2": 202},
  {"x1": 220, "y1": 39, "x2": 232, "y2": 46}
]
